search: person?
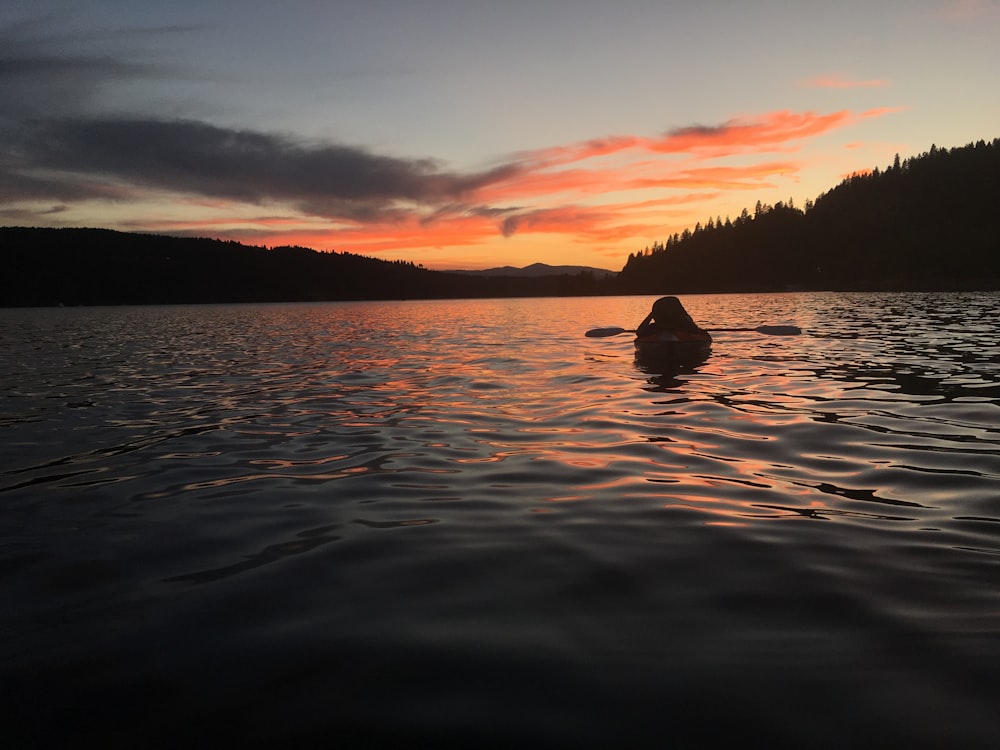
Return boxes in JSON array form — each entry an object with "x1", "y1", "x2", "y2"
[{"x1": 635, "y1": 296, "x2": 708, "y2": 337}]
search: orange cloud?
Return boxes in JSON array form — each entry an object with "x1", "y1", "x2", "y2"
[
  {"x1": 860, "y1": 106, "x2": 907, "y2": 118},
  {"x1": 632, "y1": 162, "x2": 801, "y2": 191},
  {"x1": 474, "y1": 165, "x2": 634, "y2": 202},
  {"x1": 651, "y1": 110, "x2": 855, "y2": 155},
  {"x1": 516, "y1": 109, "x2": 861, "y2": 169},
  {"x1": 502, "y1": 110, "x2": 892, "y2": 196},
  {"x1": 473, "y1": 156, "x2": 803, "y2": 211}
]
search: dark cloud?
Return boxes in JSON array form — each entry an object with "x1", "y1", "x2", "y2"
[
  {"x1": 10, "y1": 117, "x2": 519, "y2": 219},
  {"x1": 469, "y1": 205, "x2": 522, "y2": 219},
  {"x1": 501, "y1": 215, "x2": 520, "y2": 237},
  {"x1": 667, "y1": 124, "x2": 722, "y2": 138},
  {"x1": 0, "y1": 203, "x2": 68, "y2": 224}
]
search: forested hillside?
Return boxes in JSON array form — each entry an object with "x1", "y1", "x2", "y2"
[
  {"x1": 0, "y1": 228, "x2": 608, "y2": 306},
  {"x1": 617, "y1": 138, "x2": 1000, "y2": 292}
]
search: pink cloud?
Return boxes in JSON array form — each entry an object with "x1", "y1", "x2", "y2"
[
  {"x1": 651, "y1": 110, "x2": 855, "y2": 154},
  {"x1": 517, "y1": 108, "x2": 883, "y2": 171}
]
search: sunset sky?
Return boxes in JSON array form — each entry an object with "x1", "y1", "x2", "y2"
[{"x1": 2, "y1": 1, "x2": 998, "y2": 270}]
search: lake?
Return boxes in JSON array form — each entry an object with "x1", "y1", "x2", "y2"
[{"x1": 2, "y1": 292, "x2": 999, "y2": 748}]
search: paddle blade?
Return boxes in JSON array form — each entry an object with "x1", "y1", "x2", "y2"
[
  {"x1": 756, "y1": 325, "x2": 802, "y2": 336},
  {"x1": 588, "y1": 324, "x2": 800, "y2": 338},
  {"x1": 585, "y1": 326, "x2": 630, "y2": 338},
  {"x1": 707, "y1": 325, "x2": 802, "y2": 335}
]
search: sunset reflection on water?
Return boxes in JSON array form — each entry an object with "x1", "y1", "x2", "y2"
[{"x1": 3, "y1": 292, "x2": 1000, "y2": 747}]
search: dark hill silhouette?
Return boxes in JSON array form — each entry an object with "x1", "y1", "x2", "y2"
[
  {"x1": 617, "y1": 137, "x2": 1000, "y2": 292},
  {"x1": 0, "y1": 228, "x2": 613, "y2": 306}
]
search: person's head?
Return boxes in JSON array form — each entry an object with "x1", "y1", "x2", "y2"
[{"x1": 652, "y1": 296, "x2": 685, "y2": 321}]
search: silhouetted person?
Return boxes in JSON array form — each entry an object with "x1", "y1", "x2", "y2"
[{"x1": 636, "y1": 296, "x2": 707, "y2": 336}]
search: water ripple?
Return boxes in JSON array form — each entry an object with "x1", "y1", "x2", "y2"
[{"x1": 3, "y1": 294, "x2": 1000, "y2": 746}]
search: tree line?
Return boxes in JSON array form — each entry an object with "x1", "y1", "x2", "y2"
[
  {"x1": 617, "y1": 137, "x2": 1000, "y2": 292},
  {"x1": 0, "y1": 228, "x2": 609, "y2": 306}
]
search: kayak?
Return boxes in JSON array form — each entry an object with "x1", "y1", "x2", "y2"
[{"x1": 633, "y1": 329, "x2": 712, "y2": 364}]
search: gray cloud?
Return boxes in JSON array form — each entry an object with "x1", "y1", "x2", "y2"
[
  {"x1": 667, "y1": 125, "x2": 721, "y2": 138},
  {"x1": 501, "y1": 216, "x2": 520, "y2": 238},
  {"x1": 9, "y1": 117, "x2": 520, "y2": 220}
]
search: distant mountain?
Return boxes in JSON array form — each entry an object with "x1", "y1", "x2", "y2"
[{"x1": 452, "y1": 262, "x2": 617, "y2": 278}]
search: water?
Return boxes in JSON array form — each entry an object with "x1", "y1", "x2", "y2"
[{"x1": 2, "y1": 292, "x2": 999, "y2": 748}]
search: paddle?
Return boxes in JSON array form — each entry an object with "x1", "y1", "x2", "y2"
[{"x1": 585, "y1": 324, "x2": 801, "y2": 338}]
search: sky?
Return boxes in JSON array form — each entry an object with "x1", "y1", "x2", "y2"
[{"x1": 2, "y1": 1, "x2": 998, "y2": 271}]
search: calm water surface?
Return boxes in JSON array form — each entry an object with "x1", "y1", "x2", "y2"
[{"x1": 2, "y1": 292, "x2": 999, "y2": 747}]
